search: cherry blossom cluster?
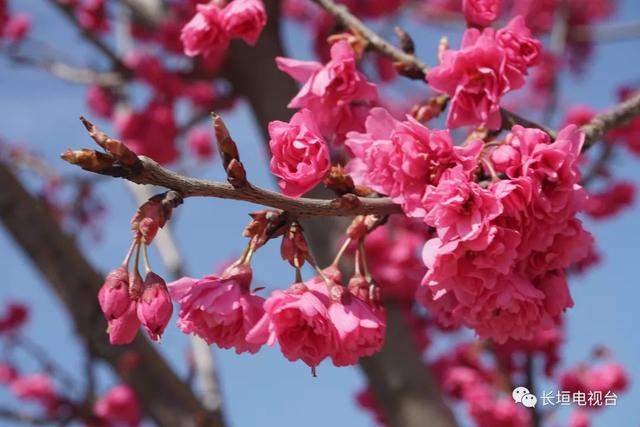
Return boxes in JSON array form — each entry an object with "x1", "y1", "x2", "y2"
[
  {"x1": 168, "y1": 213, "x2": 387, "y2": 372},
  {"x1": 98, "y1": 196, "x2": 174, "y2": 345},
  {"x1": 181, "y1": 0, "x2": 267, "y2": 57}
]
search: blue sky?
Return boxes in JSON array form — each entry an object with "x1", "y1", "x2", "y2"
[{"x1": 1, "y1": 1, "x2": 640, "y2": 426}]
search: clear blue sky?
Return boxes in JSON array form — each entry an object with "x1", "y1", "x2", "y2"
[{"x1": 1, "y1": 1, "x2": 639, "y2": 426}]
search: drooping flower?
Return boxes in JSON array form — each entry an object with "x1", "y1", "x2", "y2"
[
  {"x1": 169, "y1": 264, "x2": 265, "y2": 354},
  {"x1": 329, "y1": 278, "x2": 386, "y2": 366},
  {"x1": 107, "y1": 303, "x2": 141, "y2": 345},
  {"x1": 246, "y1": 280, "x2": 336, "y2": 369},
  {"x1": 136, "y1": 272, "x2": 173, "y2": 341},
  {"x1": 181, "y1": 3, "x2": 229, "y2": 57},
  {"x1": 98, "y1": 267, "x2": 132, "y2": 321},
  {"x1": 222, "y1": 0, "x2": 267, "y2": 46},
  {"x1": 268, "y1": 109, "x2": 331, "y2": 197},
  {"x1": 0, "y1": 302, "x2": 28, "y2": 335}
]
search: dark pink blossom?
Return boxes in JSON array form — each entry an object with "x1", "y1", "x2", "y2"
[
  {"x1": 2, "y1": 13, "x2": 30, "y2": 42},
  {"x1": 181, "y1": 3, "x2": 229, "y2": 57},
  {"x1": 276, "y1": 40, "x2": 378, "y2": 139},
  {"x1": 98, "y1": 267, "x2": 132, "y2": 321},
  {"x1": 137, "y1": 272, "x2": 173, "y2": 341},
  {"x1": 187, "y1": 127, "x2": 215, "y2": 160},
  {"x1": 462, "y1": 0, "x2": 501, "y2": 27},
  {"x1": 586, "y1": 181, "x2": 635, "y2": 219},
  {"x1": 94, "y1": 384, "x2": 141, "y2": 427},
  {"x1": 222, "y1": 0, "x2": 267, "y2": 45},
  {"x1": 169, "y1": 264, "x2": 265, "y2": 354},
  {"x1": 428, "y1": 28, "x2": 524, "y2": 129},
  {"x1": 329, "y1": 279, "x2": 386, "y2": 366},
  {"x1": 268, "y1": 109, "x2": 331, "y2": 197},
  {"x1": 107, "y1": 303, "x2": 140, "y2": 345},
  {"x1": 247, "y1": 279, "x2": 336, "y2": 369}
]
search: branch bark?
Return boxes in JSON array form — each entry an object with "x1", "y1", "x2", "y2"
[{"x1": 0, "y1": 162, "x2": 224, "y2": 427}]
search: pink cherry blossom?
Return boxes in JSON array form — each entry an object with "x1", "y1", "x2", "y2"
[
  {"x1": 187, "y1": 127, "x2": 215, "y2": 161},
  {"x1": 346, "y1": 107, "x2": 482, "y2": 216},
  {"x1": 107, "y1": 303, "x2": 140, "y2": 345},
  {"x1": 94, "y1": 384, "x2": 142, "y2": 427},
  {"x1": 181, "y1": 3, "x2": 229, "y2": 57},
  {"x1": 98, "y1": 267, "x2": 132, "y2": 321},
  {"x1": 2, "y1": 13, "x2": 30, "y2": 42},
  {"x1": 115, "y1": 102, "x2": 179, "y2": 165},
  {"x1": 0, "y1": 362, "x2": 18, "y2": 384},
  {"x1": 169, "y1": 264, "x2": 265, "y2": 354},
  {"x1": 586, "y1": 181, "x2": 635, "y2": 219},
  {"x1": 0, "y1": 302, "x2": 28, "y2": 335},
  {"x1": 427, "y1": 28, "x2": 524, "y2": 129},
  {"x1": 246, "y1": 281, "x2": 336, "y2": 369},
  {"x1": 222, "y1": 0, "x2": 267, "y2": 46},
  {"x1": 86, "y1": 85, "x2": 115, "y2": 119},
  {"x1": 329, "y1": 280, "x2": 386, "y2": 366},
  {"x1": 137, "y1": 272, "x2": 173, "y2": 341},
  {"x1": 268, "y1": 109, "x2": 331, "y2": 197},
  {"x1": 10, "y1": 373, "x2": 61, "y2": 415},
  {"x1": 423, "y1": 166, "x2": 502, "y2": 243},
  {"x1": 276, "y1": 40, "x2": 378, "y2": 139},
  {"x1": 462, "y1": 0, "x2": 501, "y2": 27},
  {"x1": 495, "y1": 16, "x2": 541, "y2": 74}
]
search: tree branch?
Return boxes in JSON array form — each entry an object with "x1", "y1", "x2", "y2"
[{"x1": 581, "y1": 92, "x2": 640, "y2": 149}]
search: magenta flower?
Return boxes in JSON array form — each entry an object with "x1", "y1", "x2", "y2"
[
  {"x1": 247, "y1": 281, "x2": 336, "y2": 369},
  {"x1": 329, "y1": 284, "x2": 386, "y2": 367},
  {"x1": 268, "y1": 109, "x2": 331, "y2": 197},
  {"x1": 462, "y1": 0, "x2": 501, "y2": 27},
  {"x1": 137, "y1": 272, "x2": 173, "y2": 341},
  {"x1": 346, "y1": 107, "x2": 482, "y2": 217},
  {"x1": 276, "y1": 40, "x2": 378, "y2": 138},
  {"x1": 181, "y1": 3, "x2": 229, "y2": 57},
  {"x1": 222, "y1": 0, "x2": 267, "y2": 46},
  {"x1": 423, "y1": 166, "x2": 502, "y2": 243},
  {"x1": 98, "y1": 267, "x2": 132, "y2": 321},
  {"x1": 107, "y1": 303, "x2": 140, "y2": 345},
  {"x1": 495, "y1": 16, "x2": 542, "y2": 74},
  {"x1": 94, "y1": 384, "x2": 142, "y2": 427},
  {"x1": 427, "y1": 28, "x2": 524, "y2": 129},
  {"x1": 169, "y1": 264, "x2": 265, "y2": 354}
]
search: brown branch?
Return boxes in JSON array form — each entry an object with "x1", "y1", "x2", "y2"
[
  {"x1": 62, "y1": 145, "x2": 402, "y2": 217},
  {"x1": 581, "y1": 91, "x2": 640, "y2": 149},
  {"x1": 311, "y1": 0, "x2": 428, "y2": 76},
  {"x1": 7, "y1": 51, "x2": 124, "y2": 86},
  {"x1": 0, "y1": 161, "x2": 224, "y2": 427}
]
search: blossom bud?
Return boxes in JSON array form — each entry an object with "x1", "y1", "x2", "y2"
[
  {"x1": 136, "y1": 272, "x2": 173, "y2": 341},
  {"x1": 98, "y1": 267, "x2": 132, "y2": 320},
  {"x1": 107, "y1": 303, "x2": 140, "y2": 345}
]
